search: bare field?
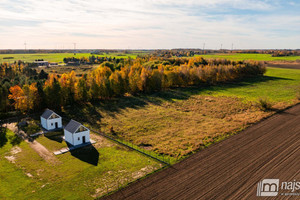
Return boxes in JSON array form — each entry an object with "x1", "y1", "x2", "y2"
[{"x1": 101, "y1": 103, "x2": 300, "y2": 200}]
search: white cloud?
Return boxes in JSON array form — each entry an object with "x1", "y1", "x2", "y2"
[{"x1": 0, "y1": 0, "x2": 299, "y2": 49}]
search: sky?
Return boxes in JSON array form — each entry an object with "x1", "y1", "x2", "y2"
[{"x1": 0, "y1": 0, "x2": 299, "y2": 49}]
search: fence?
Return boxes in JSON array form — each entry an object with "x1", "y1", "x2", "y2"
[
  {"x1": 1, "y1": 112, "x2": 171, "y2": 166},
  {"x1": 58, "y1": 114, "x2": 171, "y2": 166},
  {"x1": 90, "y1": 129, "x2": 170, "y2": 166}
]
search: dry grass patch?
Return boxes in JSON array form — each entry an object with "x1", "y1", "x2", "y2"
[{"x1": 100, "y1": 96, "x2": 271, "y2": 157}]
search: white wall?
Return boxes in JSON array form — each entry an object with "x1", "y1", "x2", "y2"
[
  {"x1": 64, "y1": 128, "x2": 90, "y2": 146},
  {"x1": 46, "y1": 117, "x2": 62, "y2": 130},
  {"x1": 40, "y1": 117, "x2": 47, "y2": 129},
  {"x1": 64, "y1": 130, "x2": 74, "y2": 145},
  {"x1": 73, "y1": 130, "x2": 90, "y2": 146}
]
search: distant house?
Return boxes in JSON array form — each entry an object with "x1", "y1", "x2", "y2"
[
  {"x1": 64, "y1": 120, "x2": 90, "y2": 146},
  {"x1": 40, "y1": 109, "x2": 62, "y2": 130},
  {"x1": 33, "y1": 61, "x2": 49, "y2": 67}
]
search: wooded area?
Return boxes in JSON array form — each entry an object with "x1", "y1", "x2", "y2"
[{"x1": 0, "y1": 57, "x2": 265, "y2": 115}]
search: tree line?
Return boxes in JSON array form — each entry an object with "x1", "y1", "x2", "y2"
[{"x1": 1, "y1": 57, "x2": 265, "y2": 114}]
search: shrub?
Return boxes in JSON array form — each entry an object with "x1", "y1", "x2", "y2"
[
  {"x1": 24, "y1": 123, "x2": 40, "y2": 136},
  {"x1": 8, "y1": 134, "x2": 22, "y2": 146},
  {"x1": 257, "y1": 97, "x2": 273, "y2": 111},
  {"x1": 0, "y1": 127, "x2": 8, "y2": 147}
]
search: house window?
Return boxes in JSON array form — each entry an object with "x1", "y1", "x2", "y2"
[
  {"x1": 78, "y1": 137, "x2": 80, "y2": 140},
  {"x1": 51, "y1": 123, "x2": 53, "y2": 126}
]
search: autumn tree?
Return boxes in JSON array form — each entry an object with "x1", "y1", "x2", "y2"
[
  {"x1": 76, "y1": 75, "x2": 89, "y2": 102},
  {"x1": 109, "y1": 71, "x2": 125, "y2": 96},
  {"x1": 8, "y1": 83, "x2": 38, "y2": 112},
  {"x1": 8, "y1": 85, "x2": 26, "y2": 112},
  {"x1": 128, "y1": 63, "x2": 142, "y2": 94},
  {"x1": 59, "y1": 71, "x2": 76, "y2": 106},
  {"x1": 43, "y1": 74, "x2": 62, "y2": 109}
]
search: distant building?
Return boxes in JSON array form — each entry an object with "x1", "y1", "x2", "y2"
[
  {"x1": 49, "y1": 62, "x2": 58, "y2": 66},
  {"x1": 66, "y1": 61, "x2": 80, "y2": 66},
  {"x1": 33, "y1": 61, "x2": 49, "y2": 67},
  {"x1": 64, "y1": 120, "x2": 90, "y2": 146},
  {"x1": 40, "y1": 109, "x2": 62, "y2": 130}
]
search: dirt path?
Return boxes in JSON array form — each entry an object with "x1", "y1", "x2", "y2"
[
  {"x1": 101, "y1": 104, "x2": 300, "y2": 200},
  {"x1": 266, "y1": 62, "x2": 300, "y2": 69},
  {"x1": 5, "y1": 123, "x2": 58, "y2": 164}
]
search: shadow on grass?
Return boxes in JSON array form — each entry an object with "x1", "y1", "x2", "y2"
[
  {"x1": 70, "y1": 145, "x2": 99, "y2": 166},
  {"x1": 44, "y1": 131, "x2": 64, "y2": 143},
  {"x1": 0, "y1": 128, "x2": 8, "y2": 148},
  {"x1": 62, "y1": 75, "x2": 290, "y2": 125}
]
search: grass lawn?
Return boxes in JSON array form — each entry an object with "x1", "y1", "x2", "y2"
[
  {"x1": 189, "y1": 67, "x2": 300, "y2": 103},
  {"x1": 0, "y1": 53, "x2": 138, "y2": 63},
  {"x1": 195, "y1": 53, "x2": 300, "y2": 61},
  {"x1": 62, "y1": 67, "x2": 300, "y2": 159},
  {"x1": 0, "y1": 129, "x2": 161, "y2": 199}
]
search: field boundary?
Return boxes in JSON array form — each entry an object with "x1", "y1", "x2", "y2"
[
  {"x1": 90, "y1": 128, "x2": 170, "y2": 165},
  {"x1": 0, "y1": 113, "x2": 170, "y2": 166}
]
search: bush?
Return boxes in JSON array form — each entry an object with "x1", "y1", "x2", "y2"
[
  {"x1": 0, "y1": 127, "x2": 8, "y2": 147},
  {"x1": 257, "y1": 97, "x2": 273, "y2": 111},
  {"x1": 24, "y1": 123, "x2": 40, "y2": 136},
  {"x1": 8, "y1": 134, "x2": 22, "y2": 146}
]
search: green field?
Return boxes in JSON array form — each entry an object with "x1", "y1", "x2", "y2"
[
  {"x1": 189, "y1": 67, "x2": 300, "y2": 102},
  {"x1": 61, "y1": 66, "x2": 300, "y2": 158},
  {"x1": 1, "y1": 53, "x2": 300, "y2": 63},
  {"x1": 0, "y1": 53, "x2": 138, "y2": 63},
  {"x1": 195, "y1": 53, "x2": 300, "y2": 61},
  {"x1": 0, "y1": 129, "x2": 161, "y2": 199}
]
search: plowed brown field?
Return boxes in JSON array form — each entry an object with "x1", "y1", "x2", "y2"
[{"x1": 101, "y1": 104, "x2": 300, "y2": 200}]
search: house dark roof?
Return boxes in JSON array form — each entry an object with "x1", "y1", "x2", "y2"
[
  {"x1": 41, "y1": 109, "x2": 55, "y2": 119},
  {"x1": 64, "y1": 120, "x2": 82, "y2": 134}
]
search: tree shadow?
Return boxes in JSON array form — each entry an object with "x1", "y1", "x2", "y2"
[
  {"x1": 44, "y1": 131, "x2": 64, "y2": 143},
  {"x1": 70, "y1": 144, "x2": 99, "y2": 166},
  {"x1": 61, "y1": 75, "x2": 291, "y2": 125},
  {"x1": 0, "y1": 128, "x2": 8, "y2": 148},
  {"x1": 61, "y1": 102, "x2": 104, "y2": 125}
]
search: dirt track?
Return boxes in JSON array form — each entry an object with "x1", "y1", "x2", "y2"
[
  {"x1": 266, "y1": 62, "x2": 300, "y2": 69},
  {"x1": 5, "y1": 123, "x2": 58, "y2": 164},
  {"x1": 102, "y1": 104, "x2": 300, "y2": 200}
]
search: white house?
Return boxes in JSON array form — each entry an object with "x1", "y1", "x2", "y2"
[
  {"x1": 40, "y1": 109, "x2": 62, "y2": 131},
  {"x1": 64, "y1": 120, "x2": 90, "y2": 146}
]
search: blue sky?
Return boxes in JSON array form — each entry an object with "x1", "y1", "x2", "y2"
[{"x1": 0, "y1": 0, "x2": 299, "y2": 49}]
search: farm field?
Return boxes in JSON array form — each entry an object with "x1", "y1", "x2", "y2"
[
  {"x1": 0, "y1": 52, "x2": 139, "y2": 63},
  {"x1": 62, "y1": 66, "x2": 300, "y2": 159},
  {"x1": 1, "y1": 53, "x2": 300, "y2": 64},
  {"x1": 0, "y1": 128, "x2": 161, "y2": 199},
  {"x1": 102, "y1": 102, "x2": 300, "y2": 200},
  {"x1": 195, "y1": 53, "x2": 300, "y2": 61},
  {"x1": 42, "y1": 64, "x2": 99, "y2": 76}
]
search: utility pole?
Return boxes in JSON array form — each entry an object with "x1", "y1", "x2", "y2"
[
  {"x1": 24, "y1": 42, "x2": 27, "y2": 51},
  {"x1": 73, "y1": 43, "x2": 76, "y2": 55},
  {"x1": 220, "y1": 44, "x2": 223, "y2": 51},
  {"x1": 231, "y1": 43, "x2": 234, "y2": 51},
  {"x1": 203, "y1": 43, "x2": 205, "y2": 50}
]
